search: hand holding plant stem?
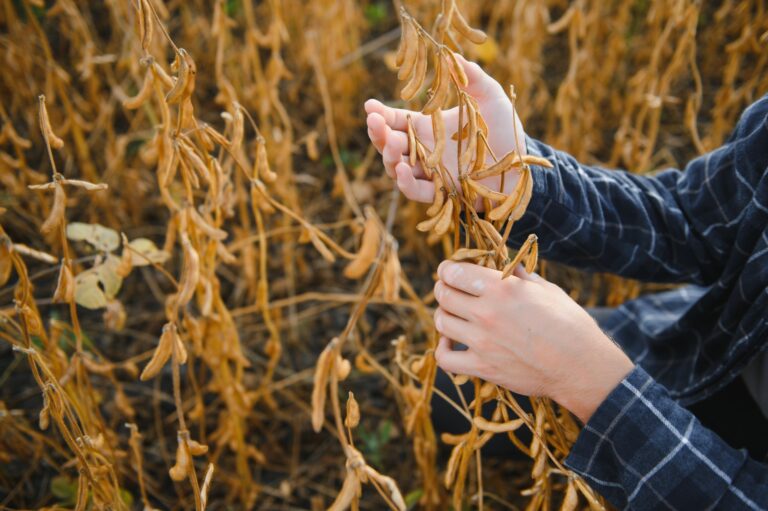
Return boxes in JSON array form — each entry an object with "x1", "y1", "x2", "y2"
[
  {"x1": 433, "y1": 261, "x2": 635, "y2": 424},
  {"x1": 365, "y1": 55, "x2": 527, "y2": 209}
]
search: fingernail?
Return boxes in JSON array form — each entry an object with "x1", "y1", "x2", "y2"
[{"x1": 433, "y1": 281, "x2": 442, "y2": 300}]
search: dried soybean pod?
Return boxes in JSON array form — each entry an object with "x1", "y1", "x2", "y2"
[
  {"x1": 38, "y1": 95, "x2": 64, "y2": 149},
  {"x1": 450, "y1": 8, "x2": 487, "y2": 44},
  {"x1": 453, "y1": 374, "x2": 469, "y2": 385},
  {"x1": 522, "y1": 154, "x2": 553, "y2": 168},
  {"x1": 444, "y1": 442, "x2": 464, "y2": 487},
  {"x1": 169, "y1": 439, "x2": 190, "y2": 481},
  {"x1": 255, "y1": 136, "x2": 277, "y2": 183},
  {"x1": 466, "y1": 178, "x2": 507, "y2": 202},
  {"x1": 446, "y1": 50, "x2": 468, "y2": 88},
  {"x1": 524, "y1": 236, "x2": 539, "y2": 274},
  {"x1": 397, "y1": 20, "x2": 420, "y2": 81},
  {"x1": 336, "y1": 357, "x2": 352, "y2": 380},
  {"x1": 477, "y1": 218, "x2": 503, "y2": 247},
  {"x1": 138, "y1": 0, "x2": 154, "y2": 51},
  {"x1": 560, "y1": 479, "x2": 579, "y2": 511},
  {"x1": 309, "y1": 231, "x2": 336, "y2": 263},
  {"x1": 471, "y1": 150, "x2": 520, "y2": 180},
  {"x1": 165, "y1": 49, "x2": 190, "y2": 104},
  {"x1": 417, "y1": 199, "x2": 449, "y2": 233},
  {"x1": 406, "y1": 116, "x2": 417, "y2": 167},
  {"x1": 188, "y1": 439, "x2": 209, "y2": 456},
  {"x1": 344, "y1": 216, "x2": 380, "y2": 279},
  {"x1": 422, "y1": 57, "x2": 449, "y2": 115},
  {"x1": 531, "y1": 449, "x2": 547, "y2": 478},
  {"x1": 311, "y1": 342, "x2": 335, "y2": 432},
  {"x1": 510, "y1": 167, "x2": 534, "y2": 221},
  {"x1": 395, "y1": 16, "x2": 415, "y2": 67},
  {"x1": 172, "y1": 324, "x2": 187, "y2": 365},
  {"x1": 62, "y1": 179, "x2": 108, "y2": 191},
  {"x1": 426, "y1": 173, "x2": 445, "y2": 217},
  {"x1": 416, "y1": 141, "x2": 433, "y2": 178},
  {"x1": 382, "y1": 245, "x2": 401, "y2": 301},
  {"x1": 416, "y1": 211, "x2": 441, "y2": 233},
  {"x1": 450, "y1": 248, "x2": 490, "y2": 262},
  {"x1": 473, "y1": 124, "x2": 488, "y2": 173},
  {"x1": 41, "y1": 183, "x2": 66, "y2": 235},
  {"x1": 459, "y1": 100, "x2": 477, "y2": 168},
  {"x1": 488, "y1": 165, "x2": 529, "y2": 221},
  {"x1": 189, "y1": 208, "x2": 227, "y2": 241},
  {"x1": 204, "y1": 125, "x2": 230, "y2": 148},
  {"x1": 502, "y1": 234, "x2": 538, "y2": 279},
  {"x1": 433, "y1": 198, "x2": 454, "y2": 236},
  {"x1": 52, "y1": 261, "x2": 74, "y2": 303},
  {"x1": 472, "y1": 416, "x2": 525, "y2": 433},
  {"x1": 425, "y1": 112, "x2": 445, "y2": 169},
  {"x1": 401, "y1": 36, "x2": 428, "y2": 101},
  {"x1": 123, "y1": 69, "x2": 155, "y2": 110},
  {"x1": 344, "y1": 392, "x2": 360, "y2": 429},
  {"x1": 140, "y1": 323, "x2": 175, "y2": 380},
  {"x1": 176, "y1": 234, "x2": 200, "y2": 308}
]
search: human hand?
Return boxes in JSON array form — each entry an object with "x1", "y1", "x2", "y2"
[
  {"x1": 364, "y1": 56, "x2": 526, "y2": 209},
  {"x1": 432, "y1": 261, "x2": 634, "y2": 423}
]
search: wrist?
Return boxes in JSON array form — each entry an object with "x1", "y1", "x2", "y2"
[{"x1": 554, "y1": 345, "x2": 634, "y2": 424}]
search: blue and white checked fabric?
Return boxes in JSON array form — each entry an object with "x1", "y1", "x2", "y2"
[{"x1": 506, "y1": 94, "x2": 768, "y2": 509}]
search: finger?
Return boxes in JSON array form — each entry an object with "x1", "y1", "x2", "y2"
[
  {"x1": 365, "y1": 98, "x2": 421, "y2": 131},
  {"x1": 435, "y1": 336, "x2": 480, "y2": 376},
  {"x1": 384, "y1": 129, "x2": 410, "y2": 159},
  {"x1": 395, "y1": 162, "x2": 434, "y2": 203},
  {"x1": 434, "y1": 307, "x2": 484, "y2": 347},
  {"x1": 455, "y1": 55, "x2": 505, "y2": 100},
  {"x1": 437, "y1": 261, "x2": 500, "y2": 296},
  {"x1": 383, "y1": 141, "x2": 405, "y2": 178},
  {"x1": 512, "y1": 263, "x2": 544, "y2": 283},
  {"x1": 366, "y1": 112, "x2": 388, "y2": 153},
  {"x1": 434, "y1": 280, "x2": 476, "y2": 320}
]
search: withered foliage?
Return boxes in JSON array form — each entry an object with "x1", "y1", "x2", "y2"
[{"x1": 0, "y1": 1, "x2": 766, "y2": 510}]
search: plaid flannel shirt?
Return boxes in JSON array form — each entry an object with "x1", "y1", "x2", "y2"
[{"x1": 508, "y1": 94, "x2": 768, "y2": 509}]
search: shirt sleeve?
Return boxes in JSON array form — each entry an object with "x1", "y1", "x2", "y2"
[
  {"x1": 508, "y1": 95, "x2": 768, "y2": 284},
  {"x1": 565, "y1": 365, "x2": 768, "y2": 510}
]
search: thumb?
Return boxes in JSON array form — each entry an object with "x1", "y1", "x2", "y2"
[{"x1": 454, "y1": 54, "x2": 505, "y2": 101}]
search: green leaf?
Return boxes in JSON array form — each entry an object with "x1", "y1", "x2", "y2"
[
  {"x1": 364, "y1": 3, "x2": 387, "y2": 25},
  {"x1": 225, "y1": 0, "x2": 240, "y2": 15},
  {"x1": 51, "y1": 475, "x2": 78, "y2": 505},
  {"x1": 67, "y1": 222, "x2": 120, "y2": 252},
  {"x1": 119, "y1": 488, "x2": 134, "y2": 507},
  {"x1": 405, "y1": 489, "x2": 423, "y2": 508}
]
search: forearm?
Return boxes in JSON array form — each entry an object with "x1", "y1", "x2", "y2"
[
  {"x1": 566, "y1": 365, "x2": 768, "y2": 510},
  {"x1": 507, "y1": 136, "x2": 715, "y2": 283}
]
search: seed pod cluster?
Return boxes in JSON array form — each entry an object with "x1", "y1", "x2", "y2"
[{"x1": 391, "y1": 6, "x2": 606, "y2": 511}]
